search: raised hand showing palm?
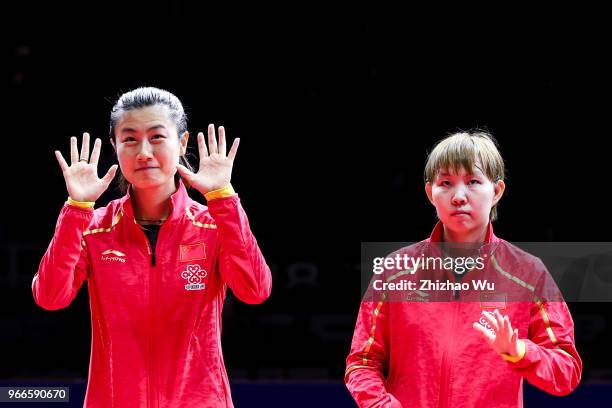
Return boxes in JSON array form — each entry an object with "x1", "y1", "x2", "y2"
[
  {"x1": 55, "y1": 132, "x2": 118, "y2": 202},
  {"x1": 177, "y1": 124, "x2": 239, "y2": 195}
]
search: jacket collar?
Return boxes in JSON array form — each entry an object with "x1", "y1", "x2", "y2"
[
  {"x1": 428, "y1": 220, "x2": 500, "y2": 244},
  {"x1": 120, "y1": 179, "x2": 190, "y2": 224}
]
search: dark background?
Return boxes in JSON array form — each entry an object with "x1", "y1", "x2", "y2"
[{"x1": 2, "y1": 4, "x2": 611, "y2": 406}]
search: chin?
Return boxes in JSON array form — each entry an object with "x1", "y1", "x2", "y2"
[
  {"x1": 128, "y1": 176, "x2": 167, "y2": 190},
  {"x1": 446, "y1": 220, "x2": 473, "y2": 232}
]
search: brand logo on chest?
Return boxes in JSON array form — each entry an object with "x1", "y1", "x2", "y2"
[
  {"x1": 181, "y1": 264, "x2": 207, "y2": 290},
  {"x1": 101, "y1": 249, "x2": 127, "y2": 263}
]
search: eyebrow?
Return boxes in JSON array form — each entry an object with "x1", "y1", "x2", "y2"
[
  {"x1": 438, "y1": 169, "x2": 484, "y2": 177},
  {"x1": 121, "y1": 124, "x2": 167, "y2": 133}
]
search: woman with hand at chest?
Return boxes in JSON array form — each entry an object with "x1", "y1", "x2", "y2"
[{"x1": 345, "y1": 131, "x2": 581, "y2": 408}]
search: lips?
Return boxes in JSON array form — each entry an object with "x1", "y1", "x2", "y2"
[
  {"x1": 451, "y1": 211, "x2": 470, "y2": 216},
  {"x1": 136, "y1": 166, "x2": 159, "y2": 171}
]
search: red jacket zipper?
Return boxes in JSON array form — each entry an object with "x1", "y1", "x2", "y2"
[
  {"x1": 438, "y1": 262, "x2": 483, "y2": 407},
  {"x1": 150, "y1": 221, "x2": 166, "y2": 408},
  {"x1": 438, "y1": 296, "x2": 459, "y2": 408},
  {"x1": 151, "y1": 222, "x2": 164, "y2": 408},
  {"x1": 134, "y1": 224, "x2": 158, "y2": 408}
]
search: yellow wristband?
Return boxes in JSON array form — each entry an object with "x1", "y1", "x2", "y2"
[
  {"x1": 500, "y1": 340, "x2": 526, "y2": 363},
  {"x1": 67, "y1": 196, "x2": 95, "y2": 209},
  {"x1": 204, "y1": 184, "x2": 236, "y2": 201}
]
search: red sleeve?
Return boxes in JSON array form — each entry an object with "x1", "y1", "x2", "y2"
[
  {"x1": 32, "y1": 204, "x2": 92, "y2": 310},
  {"x1": 207, "y1": 194, "x2": 272, "y2": 304},
  {"x1": 509, "y1": 298, "x2": 582, "y2": 396},
  {"x1": 345, "y1": 300, "x2": 401, "y2": 407}
]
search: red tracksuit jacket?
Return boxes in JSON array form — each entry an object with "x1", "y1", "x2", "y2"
[
  {"x1": 33, "y1": 181, "x2": 272, "y2": 407},
  {"x1": 345, "y1": 221, "x2": 582, "y2": 408}
]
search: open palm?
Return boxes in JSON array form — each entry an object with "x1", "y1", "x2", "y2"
[
  {"x1": 177, "y1": 124, "x2": 239, "y2": 195},
  {"x1": 55, "y1": 132, "x2": 118, "y2": 202}
]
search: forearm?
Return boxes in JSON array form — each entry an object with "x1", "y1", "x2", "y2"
[
  {"x1": 207, "y1": 189, "x2": 271, "y2": 304},
  {"x1": 346, "y1": 300, "x2": 396, "y2": 407},
  {"x1": 345, "y1": 367, "x2": 401, "y2": 407},
  {"x1": 508, "y1": 339, "x2": 581, "y2": 396},
  {"x1": 32, "y1": 203, "x2": 91, "y2": 310}
]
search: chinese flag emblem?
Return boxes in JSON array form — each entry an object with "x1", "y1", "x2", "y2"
[{"x1": 179, "y1": 243, "x2": 206, "y2": 262}]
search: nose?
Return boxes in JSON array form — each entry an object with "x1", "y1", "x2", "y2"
[
  {"x1": 451, "y1": 184, "x2": 468, "y2": 206},
  {"x1": 136, "y1": 139, "x2": 153, "y2": 161}
]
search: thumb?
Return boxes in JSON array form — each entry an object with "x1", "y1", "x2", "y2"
[
  {"x1": 102, "y1": 164, "x2": 118, "y2": 186},
  {"x1": 176, "y1": 164, "x2": 195, "y2": 180}
]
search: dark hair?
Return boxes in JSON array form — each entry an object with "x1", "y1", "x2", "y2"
[{"x1": 109, "y1": 87, "x2": 195, "y2": 192}]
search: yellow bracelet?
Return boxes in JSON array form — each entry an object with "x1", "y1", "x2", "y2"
[
  {"x1": 204, "y1": 184, "x2": 236, "y2": 201},
  {"x1": 67, "y1": 196, "x2": 95, "y2": 209}
]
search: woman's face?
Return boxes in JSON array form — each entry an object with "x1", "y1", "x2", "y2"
[
  {"x1": 425, "y1": 163, "x2": 504, "y2": 239},
  {"x1": 113, "y1": 105, "x2": 188, "y2": 191}
]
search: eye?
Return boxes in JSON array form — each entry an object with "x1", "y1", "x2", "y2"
[
  {"x1": 438, "y1": 180, "x2": 451, "y2": 187},
  {"x1": 122, "y1": 136, "x2": 136, "y2": 143},
  {"x1": 469, "y1": 179, "x2": 481, "y2": 185}
]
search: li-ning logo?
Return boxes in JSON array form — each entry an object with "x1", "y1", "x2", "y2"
[
  {"x1": 181, "y1": 264, "x2": 207, "y2": 291},
  {"x1": 101, "y1": 249, "x2": 127, "y2": 263}
]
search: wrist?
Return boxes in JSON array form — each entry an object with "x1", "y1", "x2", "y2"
[
  {"x1": 204, "y1": 184, "x2": 235, "y2": 201},
  {"x1": 500, "y1": 339, "x2": 526, "y2": 363},
  {"x1": 67, "y1": 196, "x2": 95, "y2": 209}
]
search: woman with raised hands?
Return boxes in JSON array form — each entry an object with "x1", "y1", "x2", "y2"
[{"x1": 33, "y1": 87, "x2": 272, "y2": 408}]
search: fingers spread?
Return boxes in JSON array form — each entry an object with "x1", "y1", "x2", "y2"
[
  {"x1": 81, "y1": 132, "x2": 90, "y2": 162},
  {"x1": 228, "y1": 138, "x2": 240, "y2": 161},
  {"x1": 102, "y1": 164, "x2": 118, "y2": 185},
  {"x1": 198, "y1": 132, "x2": 208, "y2": 159},
  {"x1": 90, "y1": 138, "x2": 102, "y2": 165},
  {"x1": 177, "y1": 164, "x2": 195, "y2": 179},
  {"x1": 55, "y1": 150, "x2": 69, "y2": 173},
  {"x1": 70, "y1": 136, "x2": 78, "y2": 165},
  {"x1": 208, "y1": 124, "x2": 218, "y2": 155},
  {"x1": 218, "y1": 126, "x2": 227, "y2": 156}
]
